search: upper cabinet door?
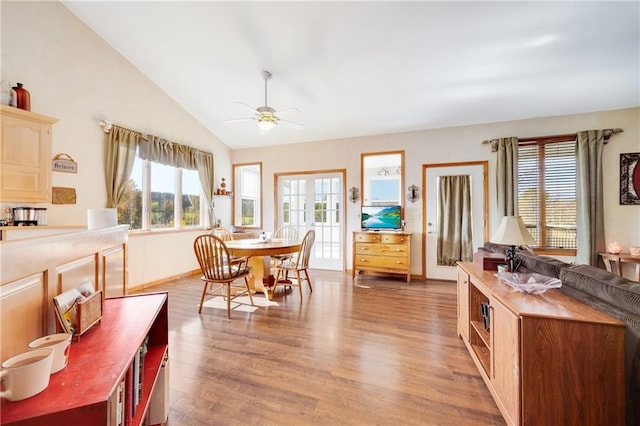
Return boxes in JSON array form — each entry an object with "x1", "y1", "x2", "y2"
[{"x1": 0, "y1": 105, "x2": 57, "y2": 202}]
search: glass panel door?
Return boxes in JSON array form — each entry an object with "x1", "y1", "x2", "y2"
[{"x1": 278, "y1": 172, "x2": 343, "y2": 270}]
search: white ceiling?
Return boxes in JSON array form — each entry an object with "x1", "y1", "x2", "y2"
[{"x1": 62, "y1": 1, "x2": 639, "y2": 150}]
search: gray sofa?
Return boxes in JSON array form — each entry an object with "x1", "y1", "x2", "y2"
[{"x1": 480, "y1": 243, "x2": 640, "y2": 425}]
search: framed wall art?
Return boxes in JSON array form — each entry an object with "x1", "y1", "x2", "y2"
[{"x1": 620, "y1": 152, "x2": 640, "y2": 205}]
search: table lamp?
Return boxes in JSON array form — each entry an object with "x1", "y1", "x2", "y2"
[{"x1": 490, "y1": 216, "x2": 535, "y2": 272}]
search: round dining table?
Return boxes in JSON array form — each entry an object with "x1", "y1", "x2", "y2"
[{"x1": 225, "y1": 238, "x2": 301, "y2": 299}]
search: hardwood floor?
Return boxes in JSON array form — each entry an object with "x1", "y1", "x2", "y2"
[{"x1": 135, "y1": 271, "x2": 504, "y2": 425}]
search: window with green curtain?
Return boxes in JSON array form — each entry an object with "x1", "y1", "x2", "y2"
[{"x1": 517, "y1": 138, "x2": 577, "y2": 252}]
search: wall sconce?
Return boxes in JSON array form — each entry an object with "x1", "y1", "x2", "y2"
[
  {"x1": 348, "y1": 186, "x2": 360, "y2": 203},
  {"x1": 407, "y1": 185, "x2": 420, "y2": 203}
]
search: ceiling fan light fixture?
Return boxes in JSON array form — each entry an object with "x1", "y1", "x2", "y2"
[{"x1": 256, "y1": 119, "x2": 276, "y2": 131}]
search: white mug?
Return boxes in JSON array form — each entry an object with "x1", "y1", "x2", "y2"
[
  {"x1": 0, "y1": 348, "x2": 53, "y2": 401},
  {"x1": 28, "y1": 333, "x2": 72, "y2": 374}
]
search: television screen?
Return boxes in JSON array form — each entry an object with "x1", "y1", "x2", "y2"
[{"x1": 361, "y1": 205, "x2": 402, "y2": 230}]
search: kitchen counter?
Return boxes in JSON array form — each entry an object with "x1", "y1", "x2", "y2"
[{"x1": 0, "y1": 225, "x2": 85, "y2": 241}]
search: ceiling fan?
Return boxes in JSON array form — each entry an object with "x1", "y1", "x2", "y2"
[{"x1": 223, "y1": 70, "x2": 303, "y2": 131}]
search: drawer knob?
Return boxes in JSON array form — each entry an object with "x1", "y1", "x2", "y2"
[{"x1": 360, "y1": 259, "x2": 367, "y2": 262}]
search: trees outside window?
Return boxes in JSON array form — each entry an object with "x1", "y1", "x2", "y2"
[
  {"x1": 518, "y1": 137, "x2": 576, "y2": 253},
  {"x1": 117, "y1": 157, "x2": 202, "y2": 231},
  {"x1": 233, "y1": 163, "x2": 262, "y2": 228}
]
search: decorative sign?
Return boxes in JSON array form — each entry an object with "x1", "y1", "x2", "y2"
[
  {"x1": 52, "y1": 153, "x2": 77, "y2": 174},
  {"x1": 52, "y1": 187, "x2": 77, "y2": 204}
]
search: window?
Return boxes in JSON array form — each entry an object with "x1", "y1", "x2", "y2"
[
  {"x1": 117, "y1": 158, "x2": 203, "y2": 231},
  {"x1": 233, "y1": 163, "x2": 262, "y2": 228},
  {"x1": 517, "y1": 136, "x2": 576, "y2": 252}
]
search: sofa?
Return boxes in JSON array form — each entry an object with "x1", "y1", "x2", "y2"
[{"x1": 480, "y1": 243, "x2": 640, "y2": 425}]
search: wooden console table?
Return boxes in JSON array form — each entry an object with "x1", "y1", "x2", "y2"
[
  {"x1": 457, "y1": 261, "x2": 625, "y2": 425},
  {"x1": 599, "y1": 252, "x2": 640, "y2": 281}
]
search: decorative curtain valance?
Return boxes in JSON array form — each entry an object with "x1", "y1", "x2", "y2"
[{"x1": 138, "y1": 134, "x2": 210, "y2": 170}]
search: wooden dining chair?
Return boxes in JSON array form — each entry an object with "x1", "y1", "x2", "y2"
[
  {"x1": 272, "y1": 230, "x2": 315, "y2": 300},
  {"x1": 274, "y1": 226, "x2": 298, "y2": 241},
  {"x1": 271, "y1": 226, "x2": 300, "y2": 266},
  {"x1": 193, "y1": 234, "x2": 254, "y2": 318},
  {"x1": 209, "y1": 227, "x2": 234, "y2": 241}
]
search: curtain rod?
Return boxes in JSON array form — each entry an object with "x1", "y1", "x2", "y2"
[
  {"x1": 481, "y1": 128, "x2": 623, "y2": 145},
  {"x1": 99, "y1": 120, "x2": 142, "y2": 135}
]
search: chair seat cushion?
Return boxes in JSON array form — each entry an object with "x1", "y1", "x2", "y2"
[
  {"x1": 205, "y1": 264, "x2": 250, "y2": 280},
  {"x1": 277, "y1": 260, "x2": 297, "y2": 269}
]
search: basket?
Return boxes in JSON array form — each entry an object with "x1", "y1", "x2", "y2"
[{"x1": 75, "y1": 290, "x2": 103, "y2": 337}]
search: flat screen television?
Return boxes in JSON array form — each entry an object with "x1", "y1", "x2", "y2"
[{"x1": 361, "y1": 205, "x2": 402, "y2": 230}]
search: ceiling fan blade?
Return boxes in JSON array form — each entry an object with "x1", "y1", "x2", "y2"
[
  {"x1": 222, "y1": 117, "x2": 255, "y2": 123},
  {"x1": 279, "y1": 118, "x2": 304, "y2": 129},
  {"x1": 275, "y1": 106, "x2": 302, "y2": 115},
  {"x1": 234, "y1": 101, "x2": 258, "y2": 113}
]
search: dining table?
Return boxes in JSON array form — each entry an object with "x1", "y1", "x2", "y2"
[{"x1": 225, "y1": 238, "x2": 301, "y2": 299}]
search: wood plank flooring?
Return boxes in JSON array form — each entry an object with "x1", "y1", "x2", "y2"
[{"x1": 135, "y1": 271, "x2": 504, "y2": 425}]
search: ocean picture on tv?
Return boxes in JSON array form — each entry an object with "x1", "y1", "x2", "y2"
[{"x1": 361, "y1": 205, "x2": 402, "y2": 230}]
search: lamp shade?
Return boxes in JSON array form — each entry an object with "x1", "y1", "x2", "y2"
[{"x1": 490, "y1": 216, "x2": 535, "y2": 246}]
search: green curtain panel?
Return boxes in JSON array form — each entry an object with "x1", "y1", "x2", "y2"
[
  {"x1": 437, "y1": 175, "x2": 473, "y2": 266},
  {"x1": 576, "y1": 130, "x2": 605, "y2": 266},
  {"x1": 105, "y1": 125, "x2": 140, "y2": 208},
  {"x1": 493, "y1": 137, "x2": 519, "y2": 217}
]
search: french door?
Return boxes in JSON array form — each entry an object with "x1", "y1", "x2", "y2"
[{"x1": 276, "y1": 171, "x2": 344, "y2": 270}]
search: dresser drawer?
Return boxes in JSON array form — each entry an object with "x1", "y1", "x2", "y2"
[
  {"x1": 381, "y1": 234, "x2": 409, "y2": 244},
  {"x1": 354, "y1": 233, "x2": 381, "y2": 243},
  {"x1": 355, "y1": 244, "x2": 408, "y2": 256},
  {"x1": 354, "y1": 255, "x2": 409, "y2": 270}
]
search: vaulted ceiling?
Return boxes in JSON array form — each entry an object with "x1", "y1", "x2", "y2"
[{"x1": 62, "y1": 1, "x2": 639, "y2": 149}]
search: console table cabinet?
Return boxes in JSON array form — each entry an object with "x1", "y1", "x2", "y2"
[
  {"x1": 352, "y1": 231, "x2": 411, "y2": 282},
  {"x1": 457, "y1": 261, "x2": 625, "y2": 425}
]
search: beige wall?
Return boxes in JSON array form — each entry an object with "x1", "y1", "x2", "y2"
[
  {"x1": 1, "y1": 1, "x2": 230, "y2": 287},
  {"x1": 233, "y1": 108, "x2": 640, "y2": 279},
  {"x1": 2, "y1": 1, "x2": 639, "y2": 285}
]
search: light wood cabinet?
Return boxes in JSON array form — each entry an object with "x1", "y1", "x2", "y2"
[
  {"x1": 1, "y1": 293, "x2": 168, "y2": 426},
  {"x1": 0, "y1": 225, "x2": 129, "y2": 362},
  {"x1": 0, "y1": 105, "x2": 57, "y2": 202},
  {"x1": 457, "y1": 261, "x2": 625, "y2": 425},
  {"x1": 352, "y1": 231, "x2": 411, "y2": 282}
]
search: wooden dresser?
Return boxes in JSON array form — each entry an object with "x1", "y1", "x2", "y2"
[
  {"x1": 457, "y1": 261, "x2": 625, "y2": 425},
  {"x1": 352, "y1": 231, "x2": 411, "y2": 282}
]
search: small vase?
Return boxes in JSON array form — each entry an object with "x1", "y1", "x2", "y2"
[
  {"x1": 12, "y1": 82, "x2": 30, "y2": 111},
  {"x1": 220, "y1": 178, "x2": 227, "y2": 195}
]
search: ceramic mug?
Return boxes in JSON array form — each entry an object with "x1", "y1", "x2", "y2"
[
  {"x1": 28, "y1": 333, "x2": 72, "y2": 374},
  {"x1": 0, "y1": 348, "x2": 53, "y2": 401}
]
